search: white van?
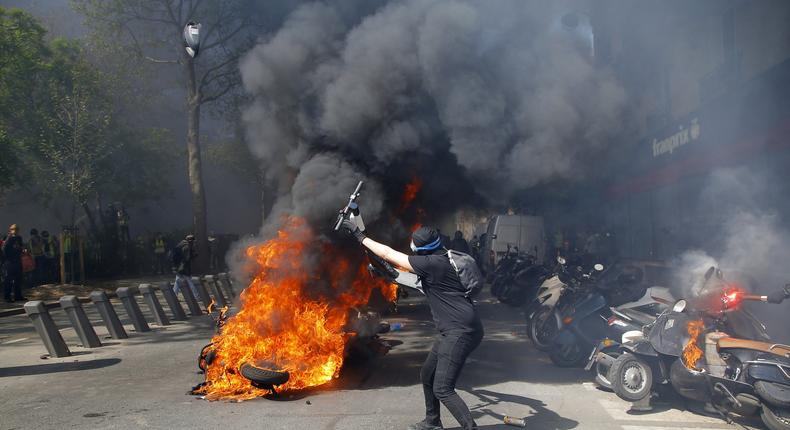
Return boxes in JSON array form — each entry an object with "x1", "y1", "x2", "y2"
[{"x1": 482, "y1": 215, "x2": 546, "y2": 272}]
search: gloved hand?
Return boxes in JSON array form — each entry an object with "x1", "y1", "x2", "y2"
[
  {"x1": 767, "y1": 289, "x2": 787, "y2": 304},
  {"x1": 340, "y1": 218, "x2": 366, "y2": 243}
]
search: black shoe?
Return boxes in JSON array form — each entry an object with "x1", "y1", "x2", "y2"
[{"x1": 407, "y1": 420, "x2": 443, "y2": 430}]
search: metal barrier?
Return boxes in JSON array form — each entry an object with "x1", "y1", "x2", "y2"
[
  {"x1": 24, "y1": 301, "x2": 72, "y2": 357},
  {"x1": 116, "y1": 287, "x2": 150, "y2": 332},
  {"x1": 203, "y1": 275, "x2": 227, "y2": 308},
  {"x1": 139, "y1": 284, "x2": 170, "y2": 326},
  {"x1": 90, "y1": 291, "x2": 128, "y2": 339},
  {"x1": 157, "y1": 281, "x2": 187, "y2": 321},
  {"x1": 192, "y1": 276, "x2": 213, "y2": 310},
  {"x1": 60, "y1": 295, "x2": 102, "y2": 348}
]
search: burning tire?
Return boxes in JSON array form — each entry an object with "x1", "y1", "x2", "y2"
[
  {"x1": 611, "y1": 353, "x2": 653, "y2": 402},
  {"x1": 239, "y1": 362, "x2": 290, "y2": 387},
  {"x1": 528, "y1": 307, "x2": 556, "y2": 352},
  {"x1": 756, "y1": 381, "x2": 790, "y2": 409},
  {"x1": 198, "y1": 343, "x2": 217, "y2": 371},
  {"x1": 761, "y1": 405, "x2": 790, "y2": 430}
]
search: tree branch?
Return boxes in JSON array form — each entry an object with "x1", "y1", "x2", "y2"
[
  {"x1": 122, "y1": 22, "x2": 180, "y2": 64},
  {"x1": 200, "y1": 81, "x2": 236, "y2": 104}
]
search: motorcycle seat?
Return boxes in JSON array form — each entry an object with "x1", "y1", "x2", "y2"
[
  {"x1": 718, "y1": 337, "x2": 790, "y2": 358},
  {"x1": 615, "y1": 308, "x2": 655, "y2": 326}
]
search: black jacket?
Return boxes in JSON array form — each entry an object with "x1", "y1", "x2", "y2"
[
  {"x1": 175, "y1": 240, "x2": 196, "y2": 275},
  {"x1": 2, "y1": 235, "x2": 23, "y2": 263}
]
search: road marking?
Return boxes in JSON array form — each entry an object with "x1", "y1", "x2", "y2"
[
  {"x1": 597, "y1": 397, "x2": 724, "y2": 424},
  {"x1": 1, "y1": 337, "x2": 28, "y2": 345}
]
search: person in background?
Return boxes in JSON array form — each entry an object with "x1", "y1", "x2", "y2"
[
  {"x1": 172, "y1": 234, "x2": 198, "y2": 298},
  {"x1": 28, "y1": 228, "x2": 45, "y2": 286},
  {"x1": 153, "y1": 232, "x2": 168, "y2": 275},
  {"x1": 117, "y1": 206, "x2": 130, "y2": 243},
  {"x1": 448, "y1": 230, "x2": 471, "y2": 254},
  {"x1": 3, "y1": 224, "x2": 26, "y2": 302},
  {"x1": 41, "y1": 231, "x2": 58, "y2": 283}
]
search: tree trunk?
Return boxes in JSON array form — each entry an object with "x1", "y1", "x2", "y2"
[
  {"x1": 80, "y1": 201, "x2": 100, "y2": 239},
  {"x1": 185, "y1": 57, "x2": 209, "y2": 272}
]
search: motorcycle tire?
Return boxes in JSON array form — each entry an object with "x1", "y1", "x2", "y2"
[
  {"x1": 549, "y1": 339, "x2": 587, "y2": 368},
  {"x1": 240, "y1": 362, "x2": 290, "y2": 386},
  {"x1": 198, "y1": 343, "x2": 216, "y2": 371},
  {"x1": 756, "y1": 381, "x2": 790, "y2": 409},
  {"x1": 761, "y1": 405, "x2": 790, "y2": 430},
  {"x1": 594, "y1": 352, "x2": 619, "y2": 391},
  {"x1": 528, "y1": 307, "x2": 557, "y2": 352},
  {"x1": 611, "y1": 353, "x2": 653, "y2": 402}
]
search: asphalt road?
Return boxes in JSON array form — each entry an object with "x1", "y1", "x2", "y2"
[{"x1": 0, "y1": 289, "x2": 762, "y2": 429}]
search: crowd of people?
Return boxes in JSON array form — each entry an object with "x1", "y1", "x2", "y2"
[{"x1": 0, "y1": 213, "x2": 232, "y2": 303}]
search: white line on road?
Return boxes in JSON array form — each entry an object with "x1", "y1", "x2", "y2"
[{"x1": 1, "y1": 337, "x2": 28, "y2": 345}]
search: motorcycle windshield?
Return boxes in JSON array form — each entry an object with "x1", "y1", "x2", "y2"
[{"x1": 725, "y1": 308, "x2": 771, "y2": 342}]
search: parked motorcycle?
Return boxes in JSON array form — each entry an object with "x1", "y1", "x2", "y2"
[
  {"x1": 526, "y1": 256, "x2": 584, "y2": 351},
  {"x1": 548, "y1": 262, "x2": 675, "y2": 368},
  {"x1": 608, "y1": 267, "x2": 790, "y2": 430}
]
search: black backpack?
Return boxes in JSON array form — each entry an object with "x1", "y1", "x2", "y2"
[
  {"x1": 170, "y1": 245, "x2": 183, "y2": 267},
  {"x1": 446, "y1": 250, "x2": 484, "y2": 298}
]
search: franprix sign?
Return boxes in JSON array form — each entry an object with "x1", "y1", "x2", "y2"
[{"x1": 651, "y1": 118, "x2": 701, "y2": 158}]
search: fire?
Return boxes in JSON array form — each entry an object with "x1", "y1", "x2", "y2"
[
  {"x1": 682, "y1": 319, "x2": 705, "y2": 371},
  {"x1": 398, "y1": 176, "x2": 422, "y2": 213},
  {"x1": 196, "y1": 217, "x2": 395, "y2": 401}
]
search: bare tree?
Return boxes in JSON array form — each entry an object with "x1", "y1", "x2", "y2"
[{"x1": 73, "y1": 0, "x2": 260, "y2": 269}]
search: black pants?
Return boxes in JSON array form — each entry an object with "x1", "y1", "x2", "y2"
[
  {"x1": 3, "y1": 262, "x2": 23, "y2": 300},
  {"x1": 421, "y1": 329, "x2": 483, "y2": 430}
]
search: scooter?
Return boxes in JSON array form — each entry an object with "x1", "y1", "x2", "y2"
[
  {"x1": 526, "y1": 256, "x2": 581, "y2": 351},
  {"x1": 548, "y1": 262, "x2": 675, "y2": 368},
  {"x1": 608, "y1": 267, "x2": 790, "y2": 430}
]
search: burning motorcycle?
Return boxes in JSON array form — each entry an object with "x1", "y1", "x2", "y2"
[{"x1": 608, "y1": 267, "x2": 790, "y2": 430}]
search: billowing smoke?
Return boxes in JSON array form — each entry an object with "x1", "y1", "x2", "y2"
[
  {"x1": 239, "y1": 0, "x2": 629, "y2": 237},
  {"x1": 670, "y1": 167, "x2": 790, "y2": 341}
]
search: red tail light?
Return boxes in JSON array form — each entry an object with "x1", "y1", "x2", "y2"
[{"x1": 722, "y1": 288, "x2": 743, "y2": 308}]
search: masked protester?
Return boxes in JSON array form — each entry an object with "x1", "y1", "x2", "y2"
[
  {"x1": 341, "y1": 220, "x2": 483, "y2": 430},
  {"x1": 171, "y1": 234, "x2": 198, "y2": 299}
]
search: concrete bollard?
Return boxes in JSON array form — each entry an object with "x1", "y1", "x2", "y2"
[
  {"x1": 203, "y1": 275, "x2": 227, "y2": 308},
  {"x1": 59, "y1": 296, "x2": 102, "y2": 348},
  {"x1": 139, "y1": 284, "x2": 170, "y2": 326},
  {"x1": 175, "y1": 278, "x2": 203, "y2": 316},
  {"x1": 219, "y1": 272, "x2": 236, "y2": 298},
  {"x1": 116, "y1": 287, "x2": 150, "y2": 332},
  {"x1": 24, "y1": 301, "x2": 71, "y2": 357},
  {"x1": 90, "y1": 291, "x2": 128, "y2": 339},
  {"x1": 192, "y1": 276, "x2": 213, "y2": 310},
  {"x1": 157, "y1": 281, "x2": 187, "y2": 321}
]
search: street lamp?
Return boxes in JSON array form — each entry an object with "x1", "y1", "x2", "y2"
[{"x1": 183, "y1": 21, "x2": 201, "y2": 58}]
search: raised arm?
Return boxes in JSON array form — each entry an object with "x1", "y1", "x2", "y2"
[
  {"x1": 340, "y1": 218, "x2": 414, "y2": 273},
  {"x1": 361, "y1": 237, "x2": 414, "y2": 273}
]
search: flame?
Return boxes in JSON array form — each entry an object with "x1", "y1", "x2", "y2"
[
  {"x1": 682, "y1": 319, "x2": 705, "y2": 371},
  {"x1": 196, "y1": 217, "x2": 396, "y2": 401},
  {"x1": 207, "y1": 298, "x2": 217, "y2": 314},
  {"x1": 398, "y1": 176, "x2": 422, "y2": 213}
]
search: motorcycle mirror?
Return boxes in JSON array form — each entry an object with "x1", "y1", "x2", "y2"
[
  {"x1": 557, "y1": 256, "x2": 566, "y2": 265},
  {"x1": 673, "y1": 299, "x2": 687, "y2": 313},
  {"x1": 594, "y1": 264, "x2": 604, "y2": 272},
  {"x1": 183, "y1": 21, "x2": 201, "y2": 58}
]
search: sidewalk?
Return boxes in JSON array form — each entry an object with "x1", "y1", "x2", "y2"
[{"x1": 0, "y1": 275, "x2": 176, "y2": 314}]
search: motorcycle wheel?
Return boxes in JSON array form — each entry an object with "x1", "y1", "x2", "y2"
[
  {"x1": 756, "y1": 381, "x2": 790, "y2": 409},
  {"x1": 594, "y1": 352, "x2": 619, "y2": 391},
  {"x1": 611, "y1": 353, "x2": 653, "y2": 402},
  {"x1": 549, "y1": 338, "x2": 587, "y2": 368},
  {"x1": 762, "y1": 405, "x2": 790, "y2": 430},
  {"x1": 528, "y1": 307, "x2": 556, "y2": 352}
]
